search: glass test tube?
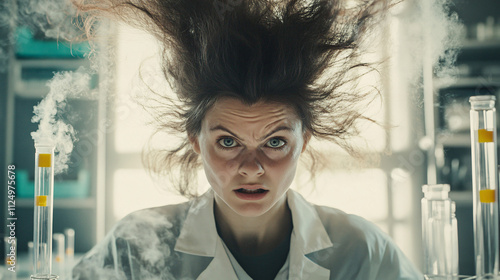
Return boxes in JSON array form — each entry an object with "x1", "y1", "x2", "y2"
[
  {"x1": 451, "y1": 202, "x2": 459, "y2": 277},
  {"x1": 64, "y1": 228, "x2": 75, "y2": 278},
  {"x1": 421, "y1": 184, "x2": 458, "y2": 279},
  {"x1": 4, "y1": 236, "x2": 17, "y2": 280},
  {"x1": 52, "y1": 233, "x2": 65, "y2": 277},
  {"x1": 28, "y1": 241, "x2": 34, "y2": 273},
  {"x1": 469, "y1": 95, "x2": 499, "y2": 279},
  {"x1": 32, "y1": 143, "x2": 58, "y2": 280}
]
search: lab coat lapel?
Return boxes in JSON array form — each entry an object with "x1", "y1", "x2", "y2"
[
  {"x1": 174, "y1": 189, "x2": 218, "y2": 257},
  {"x1": 173, "y1": 189, "x2": 239, "y2": 280},
  {"x1": 287, "y1": 189, "x2": 333, "y2": 280},
  {"x1": 289, "y1": 243, "x2": 331, "y2": 280},
  {"x1": 196, "y1": 237, "x2": 239, "y2": 280},
  {"x1": 174, "y1": 188, "x2": 333, "y2": 280}
]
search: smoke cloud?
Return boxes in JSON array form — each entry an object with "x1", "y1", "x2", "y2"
[
  {"x1": 395, "y1": 0, "x2": 465, "y2": 87},
  {"x1": 31, "y1": 68, "x2": 94, "y2": 174}
]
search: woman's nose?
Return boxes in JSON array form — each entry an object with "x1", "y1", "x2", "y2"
[{"x1": 238, "y1": 153, "x2": 264, "y2": 177}]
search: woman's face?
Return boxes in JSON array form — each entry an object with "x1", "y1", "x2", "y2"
[{"x1": 189, "y1": 97, "x2": 311, "y2": 217}]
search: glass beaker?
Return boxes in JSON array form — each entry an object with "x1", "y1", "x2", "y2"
[{"x1": 422, "y1": 184, "x2": 459, "y2": 279}]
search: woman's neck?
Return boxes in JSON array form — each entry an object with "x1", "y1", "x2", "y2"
[{"x1": 214, "y1": 194, "x2": 293, "y2": 256}]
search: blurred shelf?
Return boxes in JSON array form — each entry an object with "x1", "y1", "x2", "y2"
[
  {"x1": 449, "y1": 191, "x2": 473, "y2": 205},
  {"x1": 437, "y1": 133, "x2": 471, "y2": 147},
  {"x1": 15, "y1": 198, "x2": 95, "y2": 209},
  {"x1": 12, "y1": 58, "x2": 96, "y2": 99},
  {"x1": 461, "y1": 39, "x2": 500, "y2": 49},
  {"x1": 13, "y1": 58, "x2": 90, "y2": 68},
  {"x1": 434, "y1": 77, "x2": 500, "y2": 89}
]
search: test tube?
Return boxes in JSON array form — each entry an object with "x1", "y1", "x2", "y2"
[
  {"x1": 52, "y1": 233, "x2": 65, "y2": 277},
  {"x1": 4, "y1": 236, "x2": 17, "y2": 280},
  {"x1": 64, "y1": 228, "x2": 75, "y2": 277},
  {"x1": 421, "y1": 184, "x2": 457, "y2": 279},
  {"x1": 28, "y1": 241, "x2": 34, "y2": 273},
  {"x1": 469, "y1": 95, "x2": 500, "y2": 279},
  {"x1": 31, "y1": 143, "x2": 58, "y2": 280}
]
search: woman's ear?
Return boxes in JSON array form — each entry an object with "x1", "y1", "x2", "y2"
[
  {"x1": 189, "y1": 135, "x2": 201, "y2": 154},
  {"x1": 302, "y1": 131, "x2": 312, "y2": 153}
]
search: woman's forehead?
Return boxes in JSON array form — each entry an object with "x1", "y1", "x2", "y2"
[
  {"x1": 207, "y1": 97, "x2": 297, "y2": 118},
  {"x1": 203, "y1": 97, "x2": 301, "y2": 131}
]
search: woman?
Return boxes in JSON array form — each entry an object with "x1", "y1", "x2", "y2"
[{"x1": 72, "y1": 0, "x2": 424, "y2": 279}]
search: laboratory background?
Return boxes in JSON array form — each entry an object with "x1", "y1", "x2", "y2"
[{"x1": 1, "y1": 0, "x2": 500, "y2": 279}]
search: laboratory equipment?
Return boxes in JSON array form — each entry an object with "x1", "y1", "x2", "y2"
[
  {"x1": 64, "y1": 228, "x2": 75, "y2": 277},
  {"x1": 469, "y1": 95, "x2": 499, "y2": 279},
  {"x1": 31, "y1": 143, "x2": 58, "y2": 280},
  {"x1": 451, "y1": 202, "x2": 459, "y2": 277},
  {"x1": 421, "y1": 184, "x2": 459, "y2": 279},
  {"x1": 52, "y1": 233, "x2": 65, "y2": 277},
  {"x1": 4, "y1": 236, "x2": 17, "y2": 280},
  {"x1": 28, "y1": 241, "x2": 34, "y2": 273}
]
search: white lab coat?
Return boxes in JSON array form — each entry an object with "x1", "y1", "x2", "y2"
[{"x1": 72, "y1": 188, "x2": 424, "y2": 280}]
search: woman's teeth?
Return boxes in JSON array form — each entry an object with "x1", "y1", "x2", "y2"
[{"x1": 237, "y1": 188, "x2": 266, "y2": 194}]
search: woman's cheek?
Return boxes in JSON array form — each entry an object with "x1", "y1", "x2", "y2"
[{"x1": 264, "y1": 147, "x2": 291, "y2": 161}]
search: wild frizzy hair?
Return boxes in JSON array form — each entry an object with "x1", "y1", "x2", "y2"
[{"x1": 72, "y1": 0, "x2": 398, "y2": 197}]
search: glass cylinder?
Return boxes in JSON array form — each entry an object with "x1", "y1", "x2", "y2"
[
  {"x1": 64, "y1": 228, "x2": 75, "y2": 278},
  {"x1": 31, "y1": 143, "x2": 58, "y2": 280},
  {"x1": 469, "y1": 95, "x2": 499, "y2": 279},
  {"x1": 451, "y1": 202, "x2": 459, "y2": 277},
  {"x1": 28, "y1": 241, "x2": 34, "y2": 273},
  {"x1": 421, "y1": 184, "x2": 458, "y2": 279},
  {"x1": 52, "y1": 233, "x2": 65, "y2": 277},
  {"x1": 4, "y1": 236, "x2": 17, "y2": 280}
]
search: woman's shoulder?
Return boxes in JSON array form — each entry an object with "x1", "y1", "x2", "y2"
[
  {"x1": 310, "y1": 203, "x2": 393, "y2": 256},
  {"x1": 312, "y1": 204, "x2": 383, "y2": 238},
  {"x1": 111, "y1": 199, "x2": 193, "y2": 240},
  {"x1": 73, "y1": 200, "x2": 194, "y2": 279},
  {"x1": 309, "y1": 204, "x2": 424, "y2": 279}
]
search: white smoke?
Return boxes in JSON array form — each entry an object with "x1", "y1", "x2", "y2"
[
  {"x1": 395, "y1": 0, "x2": 465, "y2": 87},
  {"x1": 31, "y1": 68, "x2": 94, "y2": 174},
  {"x1": 16, "y1": 0, "x2": 83, "y2": 41},
  {"x1": 0, "y1": 0, "x2": 108, "y2": 174}
]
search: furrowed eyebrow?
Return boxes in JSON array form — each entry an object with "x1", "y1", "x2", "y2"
[{"x1": 209, "y1": 125, "x2": 294, "y2": 141}]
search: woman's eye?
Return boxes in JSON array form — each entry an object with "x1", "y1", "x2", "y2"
[
  {"x1": 266, "y1": 138, "x2": 286, "y2": 149},
  {"x1": 218, "y1": 137, "x2": 238, "y2": 149}
]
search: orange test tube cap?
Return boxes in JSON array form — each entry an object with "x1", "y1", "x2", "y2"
[
  {"x1": 36, "y1": 195, "x2": 48, "y2": 207},
  {"x1": 480, "y1": 189, "x2": 496, "y2": 203},
  {"x1": 478, "y1": 129, "x2": 494, "y2": 143},
  {"x1": 38, "y1": 154, "x2": 52, "y2": 167}
]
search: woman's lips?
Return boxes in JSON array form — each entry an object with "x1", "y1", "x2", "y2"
[
  {"x1": 234, "y1": 185, "x2": 269, "y2": 200},
  {"x1": 237, "y1": 184, "x2": 267, "y2": 190}
]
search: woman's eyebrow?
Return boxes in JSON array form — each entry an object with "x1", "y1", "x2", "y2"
[{"x1": 209, "y1": 125, "x2": 294, "y2": 141}]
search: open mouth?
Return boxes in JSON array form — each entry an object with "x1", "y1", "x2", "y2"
[
  {"x1": 234, "y1": 188, "x2": 269, "y2": 200},
  {"x1": 235, "y1": 188, "x2": 268, "y2": 194}
]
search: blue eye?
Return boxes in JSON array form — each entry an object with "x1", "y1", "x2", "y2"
[
  {"x1": 266, "y1": 138, "x2": 286, "y2": 149},
  {"x1": 217, "y1": 137, "x2": 236, "y2": 149}
]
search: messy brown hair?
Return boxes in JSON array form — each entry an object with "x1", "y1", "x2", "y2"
[{"x1": 73, "y1": 0, "x2": 396, "y2": 198}]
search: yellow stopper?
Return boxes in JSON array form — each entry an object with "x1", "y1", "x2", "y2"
[
  {"x1": 38, "y1": 154, "x2": 52, "y2": 167},
  {"x1": 478, "y1": 129, "x2": 494, "y2": 143},
  {"x1": 480, "y1": 189, "x2": 496, "y2": 203},
  {"x1": 66, "y1": 248, "x2": 74, "y2": 256},
  {"x1": 55, "y1": 256, "x2": 61, "y2": 263},
  {"x1": 36, "y1": 195, "x2": 48, "y2": 207}
]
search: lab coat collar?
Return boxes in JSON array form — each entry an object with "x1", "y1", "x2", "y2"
[
  {"x1": 287, "y1": 188, "x2": 334, "y2": 254},
  {"x1": 174, "y1": 188, "x2": 333, "y2": 279},
  {"x1": 174, "y1": 188, "x2": 219, "y2": 257}
]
